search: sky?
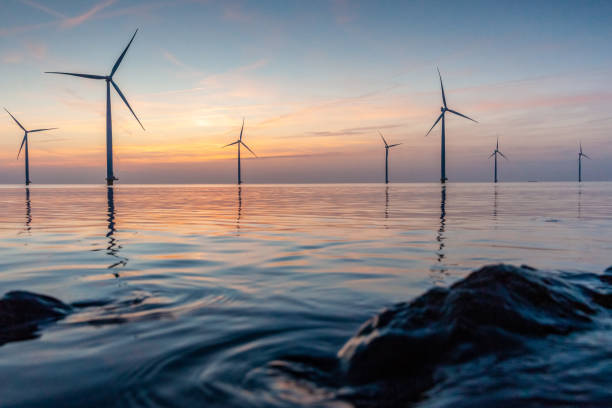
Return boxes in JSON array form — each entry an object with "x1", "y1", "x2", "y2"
[{"x1": 1, "y1": 0, "x2": 612, "y2": 183}]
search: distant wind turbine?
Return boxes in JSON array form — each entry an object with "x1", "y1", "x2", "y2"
[
  {"x1": 45, "y1": 29, "x2": 144, "y2": 186},
  {"x1": 379, "y1": 131, "x2": 401, "y2": 184},
  {"x1": 488, "y1": 136, "x2": 507, "y2": 183},
  {"x1": 426, "y1": 67, "x2": 478, "y2": 183},
  {"x1": 4, "y1": 108, "x2": 57, "y2": 185},
  {"x1": 578, "y1": 142, "x2": 590, "y2": 182},
  {"x1": 222, "y1": 118, "x2": 257, "y2": 184}
]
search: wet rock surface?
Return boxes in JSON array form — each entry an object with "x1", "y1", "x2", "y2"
[
  {"x1": 262, "y1": 264, "x2": 612, "y2": 407},
  {"x1": 0, "y1": 291, "x2": 72, "y2": 345}
]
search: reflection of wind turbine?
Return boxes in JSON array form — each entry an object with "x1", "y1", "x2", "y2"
[
  {"x1": 5, "y1": 108, "x2": 57, "y2": 185},
  {"x1": 426, "y1": 68, "x2": 478, "y2": 183},
  {"x1": 45, "y1": 29, "x2": 144, "y2": 186},
  {"x1": 379, "y1": 131, "x2": 401, "y2": 184},
  {"x1": 236, "y1": 186, "x2": 242, "y2": 235},
  {"x1": 578, "y1": 142, "x2": 590, "y2": 182},
  {"x1": 488, "y1": 136, "x2": 507, "y2": 183},
  {"x1": 223, "y1": 118, "x2": 257, "y2": 185},
  {"x1": 25, "y1": 188, "x2": 32, "y2": 232},
  {"x1": 437, "y1": 185, "x2": 447, "y2": 265},
  {"x1": 106, "y1": 187, "x2": 128, "y2": 275}
]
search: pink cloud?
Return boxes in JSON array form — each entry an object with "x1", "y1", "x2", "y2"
[{"x1": 61, "y1": 0, "x2": 117, "y2": 29}]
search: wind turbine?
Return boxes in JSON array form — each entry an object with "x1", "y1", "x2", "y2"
[
  {"x1": 222, "y1": 118, "x2": 257, "y2": 184},
  {"x1": 426, "y1": 67, "x2": 478, "y2": 183},
  {"x1": 4, "y1": 108, "x2": 57, "y2": 185},
  {"x1": 578, "y1": 142, "x2": 590, "y2": 182},
  {"x1": 488, "y1": 136, "x2": 507, "y2": 183},
  {"x1": 45, "y1": 29, "x2": 144, "y2": 186},
  {"x1": 379, "y1": 131, "x2": 401, "y2": 184}
]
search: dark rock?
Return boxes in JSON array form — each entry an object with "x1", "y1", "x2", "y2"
[
  {"x1": 338, "y1": 264, "x2": 610, "y2": 386},
  {"x1": 0, "y1": 291, "x2": 72, "y2": 345}
]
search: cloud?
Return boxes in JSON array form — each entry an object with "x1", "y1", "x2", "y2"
[
  {"x1": 20, "y1": 0, "x2": 67, "y2": 19},
  {"x1": 61, "y1": 0, "x2": 117, "y2": 29},
  {"x1": 308, "y1": 123, "x2": 404, "y2": 137}
]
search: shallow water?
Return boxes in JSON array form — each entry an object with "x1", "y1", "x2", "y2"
[{"x1": 0, "y1": 183, "x2": 611, "y2": 407}]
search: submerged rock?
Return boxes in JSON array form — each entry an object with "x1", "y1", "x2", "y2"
[
  {"x1": 333, "y1": 264, "x2": 612, "y2": 405},
  {"x1": 260, "y1": 264, "x2": 612, "y2": 407},
  {"x1": 338, "y1": 264, "x2": 610, "y2": 384},
  {"x1": 0, "y1": 290, "x2": 72, "y2": 345}
]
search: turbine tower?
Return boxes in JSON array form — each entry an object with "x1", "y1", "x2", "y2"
[
  {"x1": 379, "y1": 131, "x2": 401, "y2": 184},
  {"x1": 426, "y1": 68, "x2": 478, "y2": 183},
  {"x1": 578, "y1": 142, "x2": 590, "y2": 182},
  {"x1": 488, "y1": 136, "x2": 507, "y2": 183},
  {"x1": 222, "y1": 118, "x2": 257, "y2": 184},
  {"x1": 5, "y1": 108, "x2": 57, "y2": 185},
  {"x1": 45, "y1": 29, "x2": 144, "y2": 186}
]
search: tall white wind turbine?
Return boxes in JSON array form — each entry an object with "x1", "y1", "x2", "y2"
[
  {"x1": 45, "y1": 29, "x2": 144, "y2": 185},
  {"x1": 222, "y1": 118, "x2": 257, "y2": 184},
  {"x1": 379, "y1": 131, "x2": 401, "y2": 184},
  {"x1": 578, "y1": 142, "x2": 590, "y2": 182},
  {"x1": 426, "y1": 68, "x2": 478, "y2": 183},
  {"x1": 488, "y1": 136, "x2": 507, "y2": 183},
  {"x1": 5, "y1": 108, "x2": 57, "y2": 185}
]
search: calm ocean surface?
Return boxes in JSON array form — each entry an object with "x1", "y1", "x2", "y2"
[{"x1": 1, "y1": 183, "x2": 611, "y2": 407}]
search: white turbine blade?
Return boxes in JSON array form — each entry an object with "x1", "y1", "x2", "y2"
[
  {"x1": 223, "y1": 140, "x2": 240, "y2": 148},
  {"x1": 240, "y1": 141, "x2": 257, "y2": 157},
  {"x1": 45, "y1": 72, "x2": 106, "y2": 80},
  {"x1": 388, "y1": 143, "x2": 402, "y2": 148},
  {"x1": 111, "y1": 80, "x2": 145, "y2": 130},
  {"x1": 425, "y1": 113, "x2": 444, "y2": 137},
  {"x1": 4, "y1": 108, "x2": 26, "y2": 131},
  {"x1": 17, "y1": 135, "x2": 26, "y2": 159},
  {"x1": 110, "y1": 29, "x2": 138, "y2": 77},
  {"x1": 29, "y1": 127, "x2": 58, "y2": 133},
  {"x1": 499, "y1": 151, "x2": 508, "y2": 160},
  {"x1": 447, "y1": 109, "x2": 478, "y2": 123},
  {"x1": 378, "y1": 131, "x2": 388, "y2": 147},
  {"x1": 239, "y1": 118, "x2": 244, "y2": 141},
  {"x1": 437, "y1": 67, "x2": 447, "y2": 108}
]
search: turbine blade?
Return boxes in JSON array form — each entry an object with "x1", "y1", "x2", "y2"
[
  {"x1": 111, "y1": 29, "x2": 138, "y2": 77},
  {"x1": 583, "y1": 153, "x2": 591, "y2": 160},
  {"x1": 4, "y1": 108, "x2": 26, "y2": 131},
  {"x1": 240, "y1": 141, "x2": 257, "y2": 157},
  {"x1": 17, "y1": 135, "x2": 26, "y2": 159},
  {"x1": 425, "y1": 113, "x2": 444, "y2": 137},
  {"x1": 378, "y1": 131, "x2": 388, "y2": 147},
  {"x1": 447, "y1": 109, "x2": 478, "y2": 123},
  {"x1": 45, "y1": 72, "x2": 106, "y2": 80},
  {"x1": 28, "y1": 128, "x2": 58, "y2": 133},
  {"x1": 488, "y1": 152, "x2": 495, "y2": 158},
  {"x1": 499, "y1": 151, "x2": 508, "y2": 159},
  {"x1": 111, "y1": 80, "x2": 145, "y2": 130},
  {"x1": 239, "y1": 118, "x2": 244, "y2": 141},
  {"x1": 437, "y1": 67, "x2": 447, "y2": 108},
  {"x1": 223, "y1": 140, "x2": 240, "y2": 148},
  {"x1": 388, "y1": 143, "x2": 402, "y2": 148}
]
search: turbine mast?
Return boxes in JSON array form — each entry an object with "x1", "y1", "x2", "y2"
[
  {"x1": 25, "y1": 133, "x2": 30, "y2": 185},
  {"x1": 385, "y1": 146, "x2": 389, "y2": 184},
  {"x1": 441, "y1": 113, "x2": 446, "y2": 183},
  {"x1": 106, "y1": 80, "x2": 114, "y2": 185},
  {"x1": 238, "y1": 141, "x2": 241, "y2": 185}
]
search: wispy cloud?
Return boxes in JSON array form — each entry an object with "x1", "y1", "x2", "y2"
[
  {"x1": 308, "y1": 123, "x2": 403, "y2": 137},
  {"x1": 20, "y1": 0, "x2": 67, "y2": 19},
  {"x1": 61, "y1": 0, "x2": 117, "y2": 29}
]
